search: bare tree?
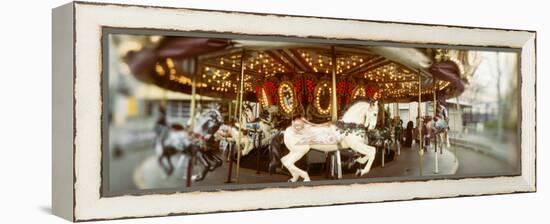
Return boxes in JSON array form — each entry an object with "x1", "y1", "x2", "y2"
[{"x1": 495, "y1": 53, "x2": 503, "y2": 141}]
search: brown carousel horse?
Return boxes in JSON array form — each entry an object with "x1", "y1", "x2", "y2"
[
  {"x1": 421, "y1": 97, "x2": 451, "y2": 152},
  {"x1": 154, "y1": 108, "x2": 224, "y2": 181}
]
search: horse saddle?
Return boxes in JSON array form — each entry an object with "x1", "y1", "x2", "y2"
[
  {"x1": 218, "y1": 125, "x2": 233, "y2": 138},
  {"x1": 245, "y1": 122, "x2": 261, "y2": 131},
  {"x1": 292, "y1": 118, "x2": 339, "y2": 145}
]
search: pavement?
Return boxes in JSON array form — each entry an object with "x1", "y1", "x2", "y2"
[
  {"x1": 105, "y1": 122, "x2": 519, "y2": 191},
  {"x1": 130, "y1": 144, "x2": 458, "y2": 190},
  {"x1": 364, "y1": 144, "x2": 458, "y2": 178},
  {"x1": 454, "y1": 147, "x2": 517, "y2": 175},
  {"x1": 450, "y1": 131, "x2": 519, "y2": 167}
]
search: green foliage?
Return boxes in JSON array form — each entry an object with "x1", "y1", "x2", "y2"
[{"x1": 336, "y1": 121, "x2": 366, "y2": 138}]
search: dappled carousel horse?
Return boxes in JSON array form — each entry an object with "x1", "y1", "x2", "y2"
[
  {"x1": 365, "y1": 109, "x2": 396, "y2": 157},
  {"x1": 214, "y1": 104, "x2": 275, "y2": 156},
  {"x1": 421, "y1": 98, "x2": 451, "y2": 152},
  {"x1": 394, "y1": 119, "x2": 404, "y2": 145},
  {"x1": 154, "y1": 108, "x2": 224, "y2": 181},
  {"x1": 240, "y1": 103, "x2": 277, "y2": 156},
  {"x1": 267, "y1": 130, "x2": 287, "y2": 175},
  {"x1": 282, "y1": 100, "x2": 379, "y2": 182},
  {"x1": 214, "y1": 123, "x2": 252, "y2": 161}
]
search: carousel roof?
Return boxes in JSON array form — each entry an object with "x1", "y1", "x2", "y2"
[{"x1": 124, "y1": 36, "x2": 480, "y2": 103}]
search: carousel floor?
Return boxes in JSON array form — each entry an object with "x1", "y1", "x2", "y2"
[{"x1": 131, "y1": 144, "x2": 459, "y2": 190}]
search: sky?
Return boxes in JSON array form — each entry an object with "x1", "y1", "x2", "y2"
[{"x1": 461, "y1": 51, "x2": 518, "y2": 106}]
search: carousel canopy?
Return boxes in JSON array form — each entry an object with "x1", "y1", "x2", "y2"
[{"x1": 124, "y1": 36, "x2": 480, "y2": 105}]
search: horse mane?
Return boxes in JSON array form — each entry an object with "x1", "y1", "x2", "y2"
[
  {"x1": 194, "y1": 108, "x2": 223, "y2": 130},
  {"x1": 341, "y1": 98, "x2": 376, "y2": 123},
  {"x1": 343, "y1": 97, "x2": 375, "y2": 112},
  {"x1": 242, "y1": 102, "x2": 253, "y2": 112}
]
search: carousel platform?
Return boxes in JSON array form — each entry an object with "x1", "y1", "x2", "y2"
[{"x1": 133, "y1": 144, "x2": 458, "y2": 189}]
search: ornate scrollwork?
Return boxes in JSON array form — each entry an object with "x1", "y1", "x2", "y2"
[
  {"x1": 259, "y1": 88, "x2": 269, "y2": 109},
  {"x1": 278, "y1": 81, "x2": 297, "y2": 115},
  {"x1": 314, "y1": 80, "x2": 332, "y2": 116}
]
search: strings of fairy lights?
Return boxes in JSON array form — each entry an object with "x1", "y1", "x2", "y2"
[
  {"x1": 314, "y1": 81, "x2": 332, "y2": 115},
  {"x1": 153, "y1": 48, "x2": 450, "y2": 100}
]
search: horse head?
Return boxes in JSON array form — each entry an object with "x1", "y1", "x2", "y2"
[
  {"x1": 341, "y1": 99, "x2": 378, "y2": 129},
  {"x1": 194, "y1": 109, "x2": 224, "y2": 137},
  {"x1": 242, "y1": 102, "x2": 255, "y2": 122},
  {"x1": 365, "y1": 101, "x2": 378, "y2": 129}
]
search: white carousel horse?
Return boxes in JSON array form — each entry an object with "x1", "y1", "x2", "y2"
[
  {"x1": 214, "y1": 124, "x2": 253, "y2": 160},
  {"x1": 282, "y1": 100, "x2": 379, "y2": 182}
]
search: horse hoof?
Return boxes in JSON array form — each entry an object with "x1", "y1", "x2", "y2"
[
  {"x1": 288, "y1": 178, "x2": 298, "y2": 183},
  {"x1": 355, "y1": 169, "x2": 361, "y2": 177},
  {"x1": 192, "y1": 175, "x2": 204, "y2": 181},
  {"x1": 303, "y1": 179, "x2": 311, "y2": 182}
]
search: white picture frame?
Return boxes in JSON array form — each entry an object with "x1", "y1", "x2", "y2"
[{"x1": 52, "y1": 1, "x2": 536, "y2": 221}]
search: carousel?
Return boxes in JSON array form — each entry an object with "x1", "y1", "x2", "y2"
[{"x1": 125, "y1": 36, "x2": 480, "y2": 186}]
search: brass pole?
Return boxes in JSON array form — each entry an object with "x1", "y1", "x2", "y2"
[
  {"x1": 433, "y1": 80, "x2": 437, "y2": 152},
  {"x1": 455, "y1": 96, "x2": 461, "y2": 162},
  {"x1": 433, "y1": 84, "x2": 437, "y2": 117},
  {"x1": 408, "y1": 102, "x2": 412, "y2": 122},
  {"x1": 331, "y1": 46, "x2": 338, "y2": 122},
  {"x1": 433, "y1": 80, "x2": 439, "y2": 174},
  {"x1": 395, "y1": 103, "x2": 399, "y2": 119},
  {"x1": 228, "y1": 100, "x2": 232, "y2": 121},
  {"x1": 457, "y1": 96, "x2": 462, "y2": 136},
  {"x1": 188, "y1": 59, "x2": 199, "y2": 130},
  {"x1": 236, "y1": 101, "x2": 239, "y2": 121},
  {"x1": 381, "y1": 101, "x2": 385, "y2": 125},
  {"x1": 186, "y1": 58, "x2": 199, "y2": 187},
  {"x1": 233, "y1": 71, "x2": 240, "y2": 122},
  {"x1": 418, "y1": 72, "x2": 423, "y2": 176},
  {"x1": 235, "y1": 49, "x2": 246, "y2": 183},
  {"x1": 395, "y1": 102, "x2": 400, "y2": 156},
  {"x1": 161, "y1": 87, "x2": 167, "y2": 109}
]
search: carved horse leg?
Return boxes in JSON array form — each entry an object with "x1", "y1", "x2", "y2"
[
  {"x1": 445, "y1": 130, "x2": 451, "y2": 148},
  {"x1": 158, "y1": 144, "x2": 178, "y2": 177},
  {"x1": 186, "y1": 156, "x2": 194, "y2": 187},
  {"x1": 225, "y1": 141, "x2": 234, "y2": 183},
  {"x1": 268, "y1": 132, "x2": 284, "y2": 175},
  {"x1": 440, "y1": 131, "x2": 446, "y2": 154},
  {"x1": 202, "y1": 150, "x2": 222, "y2": 171},
  {"x1": 158, "y1": 154, "x2": 174, "y2": 176},
  {"x1": 346, "y1": 137, "x2": 376, "y2": 176},
  {"x1": 210, "y1": 152, "x2": 223, "y2": 169},
  {"x1": 268, "y1": 144, "x2": 280, "y2": 175},
  {"x1": 194, "y1": 151, "x2": 211, "y2": 181},
  {"x1": 281, "y1": 145, "x2": 310, "y2": 182},
  {"x1": 222, "y1": 140, "x2": 230, "y2": 162}
]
